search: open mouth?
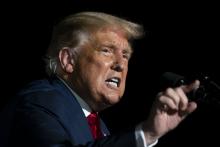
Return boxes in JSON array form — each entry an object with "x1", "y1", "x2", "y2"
[{"x1": 105, "y1": 77, "x2": 121, "y2": 88}]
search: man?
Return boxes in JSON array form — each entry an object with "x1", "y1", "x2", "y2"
[{"x1": 0, "y1": 12, "x2": 199, "y2": 147}]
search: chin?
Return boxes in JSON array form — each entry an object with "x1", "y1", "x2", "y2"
[
  {"x1": 96, "y1": 96, "x2": 121, "y2": 111},
  {"x1": 105, "y1": 95, "x2": 121, "y2": 105}
]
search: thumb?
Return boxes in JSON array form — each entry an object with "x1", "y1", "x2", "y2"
[
  {"x1": 186, "y1": 101, "x2": 197, "y2": 114},
  {"x1": 181, "y1": 80, "x2": 200, "y2": 93},
  {"x1": 180, "y1": 101, "x2": 197, "y2": 119}
]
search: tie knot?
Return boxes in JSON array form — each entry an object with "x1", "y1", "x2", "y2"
[
  {"x1": 88, "y1": 112, "x2": 98, "y2": 118},
  {"x1": 87, "y1": 112, "x2": 98, "y2": 125}
]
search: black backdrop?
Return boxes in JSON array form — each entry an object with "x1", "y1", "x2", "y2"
[{"x1": 1, "y1": 1, "x2": 220, "y2": 146}]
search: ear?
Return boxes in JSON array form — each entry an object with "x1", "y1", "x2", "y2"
[{"x1": 59, "y1": 47, "x2": 75, "y2": 73}]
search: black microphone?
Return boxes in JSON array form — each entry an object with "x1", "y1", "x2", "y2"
[{"x1": 160, "y1": 72, "x2": 220, "y2": 105}]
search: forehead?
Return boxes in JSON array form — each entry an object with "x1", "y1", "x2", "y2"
[{"x1": 92, "y1": 28, "x2": 132, "y2": 51}]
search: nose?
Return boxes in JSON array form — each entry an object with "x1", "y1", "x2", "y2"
[
  {"x1": 111, "y1": 56, "x2": 126, "y2": 72},
  {"x1": 112, "y1": 63, "x2": 123, "y2": 72}
]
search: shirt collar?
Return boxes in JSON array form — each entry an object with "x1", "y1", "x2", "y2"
[{"x1": 56, "y1": 76, "x2": 92, "y2": 117}]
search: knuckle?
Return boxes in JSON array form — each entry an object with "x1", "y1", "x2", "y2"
[
  {"x1": 165, "y1": 87, "x2": 173, "y2": 95},
  {"x1": 175, "y1": 87, "x2": 182, "y2": 93}
]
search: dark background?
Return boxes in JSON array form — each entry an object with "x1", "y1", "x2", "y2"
[{"x1": 1, "y1": 0, "x2": 220, "y2": 146}]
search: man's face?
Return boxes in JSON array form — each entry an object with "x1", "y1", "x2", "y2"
[{"x1": 72, "y1": 29, "x2": 132, "y2": 111}]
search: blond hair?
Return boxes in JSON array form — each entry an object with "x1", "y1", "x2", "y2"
[{"x1": 46, "y1": 12, "x2": 144, "y2": 75}]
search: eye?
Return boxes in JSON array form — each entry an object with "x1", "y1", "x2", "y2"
[
  {"x1": 100, "y1": 47, "x2": 112, "y2": 55},
  {"x1": 101, "y1": 48, "x2": 110, "y2": 52},
  {"x1": 123, "y1": 54, "x2": 130, "y2": 59},
  {"x1": 123, "y1": 51, "x2": 132, "y2": 60}
]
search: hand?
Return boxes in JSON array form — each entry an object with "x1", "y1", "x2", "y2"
[{"x1": 142, "y1": 80, "x2": 200, "y2": 144}]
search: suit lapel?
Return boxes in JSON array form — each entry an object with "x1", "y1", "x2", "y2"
[
  {"x1": 51, "y1": 77, "x2": 94, "y2": 145},
  {"x1": 51, "y1": 77, "x2": 110, "y2": 143},
  {"x1": 100, "y1": 119, "x2": 110, "y2": 137}
]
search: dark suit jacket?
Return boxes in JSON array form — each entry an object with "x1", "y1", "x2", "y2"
[{"x1": 0, "y1": 76, "x2": 136, "y2": 147}]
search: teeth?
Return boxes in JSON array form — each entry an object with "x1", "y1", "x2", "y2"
[
  {"x1": 107, "y1": 81, "x2": 118, "y2": 87},
  {"x1": 106, "y1": 77, "x2": 120, "y2": 88},
  {"x1": 111, "y1": 78, "x2": 119, "y2": 83}
]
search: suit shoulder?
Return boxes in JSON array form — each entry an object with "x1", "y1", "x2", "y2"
[{"x1": 15, "y1": 78, "x2": 75, "y2": 112}]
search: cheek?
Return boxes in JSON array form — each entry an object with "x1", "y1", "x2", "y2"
[
  {"x1": 83, "y1": 60, "x2": 109, "y2": 87},
  {"x1": 91, "y1": 57, "x2": 112, "y2": 77},
  {"x1": 123, "y1": 67, "x2": 128, "y2": 81},
  {"x1": 80, "y1": 55, "x2": 104, "y2": 76}
]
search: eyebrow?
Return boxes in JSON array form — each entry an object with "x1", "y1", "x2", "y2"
[{"x1": 99, "y1": 43, "x2": 133, "y2": 54}]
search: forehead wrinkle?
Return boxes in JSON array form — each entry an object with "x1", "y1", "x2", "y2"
[
  {"x1": 99, "y1": 33, "x2": 132, "y2": 52},
  {"x1": 101, "y1": 41, "x2": 132, "y2": 55}
]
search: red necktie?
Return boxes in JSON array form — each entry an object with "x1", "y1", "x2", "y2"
[{"x1": 87, "y1": 112, "x2": 103, "y2": 139}]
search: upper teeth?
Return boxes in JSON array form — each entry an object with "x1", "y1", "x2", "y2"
[
  {"x1": 111, "y1": 78, "x2": 119, "y2": 83},
  {"x1": 106, "y1": 78, "x2": 119, "y2": 87}
]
